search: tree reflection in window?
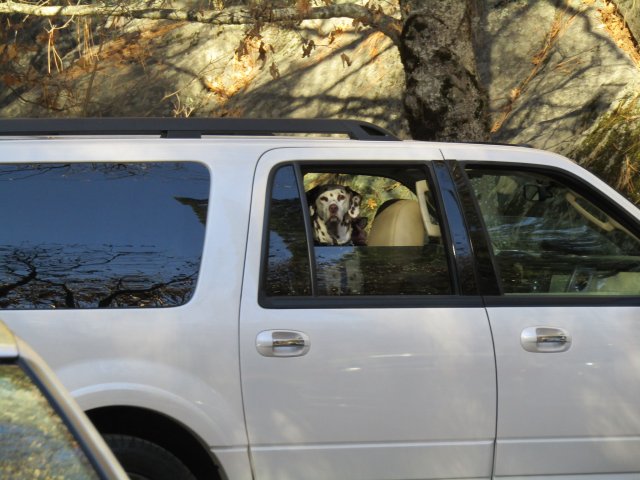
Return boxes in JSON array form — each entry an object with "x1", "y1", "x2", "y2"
[
  {"x1": 264, "y1": 166, "x2": 311, "y2": 296},
  {"x1": 263, "y1": 165, "x2": 452, "y2": 298},
  {"x1": 0, "y1": 162, "x2": 209, "y2": 309},
  {"x1": 467, "y1": 168, "x2": 640, "y2": 295}
]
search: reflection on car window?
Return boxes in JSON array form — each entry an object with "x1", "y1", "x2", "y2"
[
  {"x1": 0, "y1": 163, "x2": 209, "y2": 309},
  {"x1": 264, "y1": 166, "x2": 312, "y2": 296},
  {"x1": 0, "y1": 364, "x2": 99, "y2": 479},
  {"x1": 263, "y1": 165, "x2": 452, "y2": 298},
  {"x1": 467, "y1": 168, "x2": 640, "y2": 295}
]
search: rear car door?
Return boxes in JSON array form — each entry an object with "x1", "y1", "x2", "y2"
[
  {"x1": 449, "y1": 148, "x2": 640, "y2": 478},
  {"x1": 239, "y1": 147, "x2": 497, "y2": 480}
]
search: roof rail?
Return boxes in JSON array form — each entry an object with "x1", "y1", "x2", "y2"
[{"x1": 0, "y1": 117, "x2": 399, "y2": 141}]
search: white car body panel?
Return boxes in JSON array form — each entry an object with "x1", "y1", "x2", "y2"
[
  {"x1": 440, "y1": 144, "x2": 640, "y2": 477},
  {"x1": 0, "y1": 138, "x2": 262, "y2": 475},
  {"x1": 489, "y1": 306, "x2": 640, "y2": 476},
  {"x1": 239, "y1": 148, "x2": 497, "y2": 479}
]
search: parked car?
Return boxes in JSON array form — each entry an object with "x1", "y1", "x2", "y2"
[
  {"x1": 0, "y1": 320, "x2": 127, "y2": 479},
  {"x1": 1, "y1": 117, "x2": 639, "y2": 480}
]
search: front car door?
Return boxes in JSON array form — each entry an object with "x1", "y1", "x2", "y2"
[
  {"x1": 239, "y1": 147, "x2": 497, "y2": 480},
  {"x1": 445, "y1": 145, "x2": 640, "y2": 479}
]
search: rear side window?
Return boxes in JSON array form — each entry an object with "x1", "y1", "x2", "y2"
[
  {"x1": 0, "y1": 162, "x2": 209, "y2": 309},
  {"x1": 262, "y1": 163, "x2": 451, "y2": 299}
]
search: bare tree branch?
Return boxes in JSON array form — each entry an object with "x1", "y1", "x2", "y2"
[
  {"x1": 0, "y1": 267, "x2": 37, "y2": 297},
  {"x1": 97, "y1": 272, "x2": 197, "y2": 308},
  {"x1": 0, "y1": 1, "x2": 402, "y2": 44}
]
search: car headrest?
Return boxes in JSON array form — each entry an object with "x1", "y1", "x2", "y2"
[{"x1": 367, "y1": 199, "x2": 425, "y2": 247}]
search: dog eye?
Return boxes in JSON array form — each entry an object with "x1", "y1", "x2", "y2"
[
  {"x1": 320, "y1": 196, "x2": 328, "y2": 202},
  {"x1": 338, "y1": 194, "x2": 345, "y2": 201}
]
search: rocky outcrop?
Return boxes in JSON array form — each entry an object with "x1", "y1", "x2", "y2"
[
  {"x1": 478, "y1": 0, "x2": 640, "y2": 155},
  {"x1": 570, "y1": 91, "x2": 640, "y2": 203},
  {"x1": 0, "y1": 4, "x2": 410, "y2": 137}
]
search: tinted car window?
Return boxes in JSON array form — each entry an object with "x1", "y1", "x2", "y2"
[
  {"x1": 264, "y1": 165, "x2": 312, "y2": 296},
  {"x1": 263, "y1": 164, "x2": 451, "y2": 298},
  {"x1": 0, "y1": 364, "x2": 99, "y2": 479},
  {"x1": 467, "y1": 168, "x2": 640, "y2": 295},
  {"x1": 0, "y1": 162, "x2": 209, "y2": 309}
]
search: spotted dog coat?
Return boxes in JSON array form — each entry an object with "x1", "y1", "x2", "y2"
[{"x1": 307, "y1": 184, "x2": 363, "y2": 245}]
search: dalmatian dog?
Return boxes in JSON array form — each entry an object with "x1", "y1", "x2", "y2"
[{"x1": 307, "y1": 184, "x2": 363, "y2": 245}]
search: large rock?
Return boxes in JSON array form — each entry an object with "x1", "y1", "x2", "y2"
[
  {"x1": 477, "y1": 0, "x2": 640, "y2": 155},
  {"x1": 570, "y1": 88, "x2": 640, "y2": 203},
  {"x1": 0, "y1": 6, "x2": 409, "y2": 137}
]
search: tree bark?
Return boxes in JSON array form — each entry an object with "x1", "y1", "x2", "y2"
[{"x1": 398, "y1": 0, "x2": 488, "y2": 141}]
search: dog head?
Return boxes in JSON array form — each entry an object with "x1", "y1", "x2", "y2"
[{"x1": 307, "y1": 184, "x2": 362, "y2": 245}]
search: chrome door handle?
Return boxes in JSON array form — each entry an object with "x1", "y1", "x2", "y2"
[
  {"x1": 521, "y1": 326, "x2": 571, "y2": 353},
  {"x1": 256, "y1": 330, "x2": 310, "y2": 357}
]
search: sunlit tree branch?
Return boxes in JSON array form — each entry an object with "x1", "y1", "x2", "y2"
[{"x1": 0, "y1": 1, "x2": 402, "y2": 44}]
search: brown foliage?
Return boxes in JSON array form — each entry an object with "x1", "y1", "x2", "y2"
[{"x1": 302, "y1": 39, "x2": 315, "y2": 58}]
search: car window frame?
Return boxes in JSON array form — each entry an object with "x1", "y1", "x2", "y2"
[
  {"x1": 457, "y1": 160, "x2": 640, "y2": 307},
  {"x1": 258, "y1": 160, "x2": 484, "y2": 309}
]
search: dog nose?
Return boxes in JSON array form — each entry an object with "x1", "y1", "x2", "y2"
[{"x1": 329, "y1": 204, "x2": 338, "y2": 214}]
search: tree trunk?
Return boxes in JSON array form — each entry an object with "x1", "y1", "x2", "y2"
[{"x1": 398, "y1": 0, "x2": 488, "y2": 142}]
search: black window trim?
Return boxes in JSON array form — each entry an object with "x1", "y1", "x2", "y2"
[
  {"x1": 258, "y1": 160, "x2": 484, "y2": 309},
  {"x1": 446, "y1": 161, "x2": 503, "y2": 296},
  {"x1": 260, "y1": 295, "x2": 483, "y2": 309},
  {"x1": 430, "y1": 161, "x2": 481, "y2": 296},
  {"x1": 458, "y1": 160, "x2": 640, "y2": 307}
]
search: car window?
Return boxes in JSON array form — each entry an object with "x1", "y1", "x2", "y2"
[
  {"x1": 0, "y1": 162, "x2": 209, "y2": 309},
  {"x1": 263, "y1": 166, "x2": 313, "y2": 296},
  {"x1": 466, "y1": 168, "x2": 640, "y2": 295},
  {"x1": 0, "y1": 363, "x2": 99, "y2": 479},
  {"x1": 263, "y1": 164, "x2": 451, "y2": 297}
]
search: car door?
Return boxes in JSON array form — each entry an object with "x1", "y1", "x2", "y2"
[
  {"x1": 239, "y1": 147, "x2": 497, "y2": 480},
  {"x1": 457, "y1": 157, "x2": 640, "y2": 478}
]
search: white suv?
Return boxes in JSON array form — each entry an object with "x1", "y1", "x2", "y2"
[{"x1": 1, "y1": 118, "x2": 639, "y2": 480}]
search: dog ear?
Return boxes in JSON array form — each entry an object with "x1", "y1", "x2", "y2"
[{"x1": 346, "y1": 187, "x2": 362, "y2": 219}]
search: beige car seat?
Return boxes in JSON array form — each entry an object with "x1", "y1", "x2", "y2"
[{"x1": 367, "y1": 199, "x2": 426, "y2": 246}]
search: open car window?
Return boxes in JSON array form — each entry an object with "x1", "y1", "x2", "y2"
[
  {"x1": 263, "y1": 163, "x2": 452, "y2": 299},
  {"x1": 466, "y1": 167, "x2": 640, "y2": 295}
]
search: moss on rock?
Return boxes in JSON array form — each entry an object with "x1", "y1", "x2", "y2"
[{"x1": 571, "y1": 94, "x2": 640, "y2": 205}]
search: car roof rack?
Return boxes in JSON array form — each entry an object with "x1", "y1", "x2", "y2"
[{"x1": 0, "y1": 117, "x2": 399, "y2": 141}]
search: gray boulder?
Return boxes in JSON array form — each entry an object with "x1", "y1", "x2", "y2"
[{"x1": 478, "y1": 0, "x2": 640, "y2": 156}]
